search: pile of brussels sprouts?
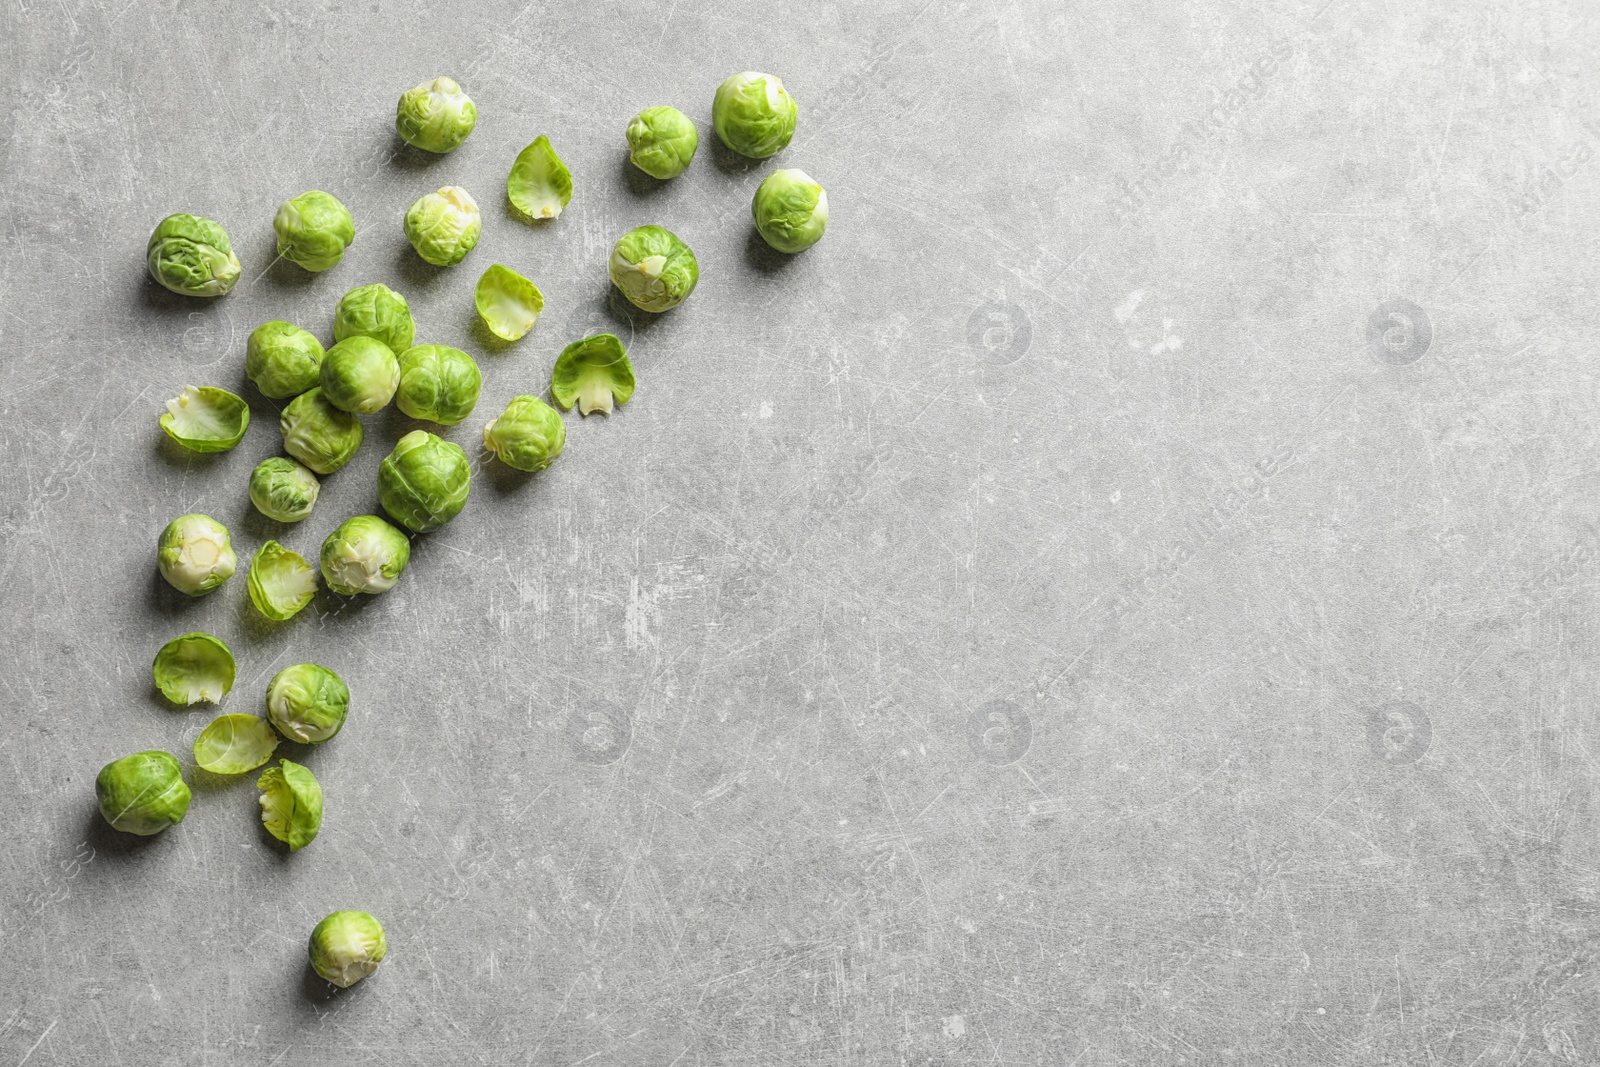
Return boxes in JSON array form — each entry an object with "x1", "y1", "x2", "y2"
[{"x1": 109, "y1": 69, "x2": 825, "y2": 990}]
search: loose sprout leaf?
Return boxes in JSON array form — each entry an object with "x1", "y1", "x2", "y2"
[
  {"x1": 193, "y1": 714, "x2": 279, "y2": 774},
  {"x1": 507, "y1": 136, "x2": 573, "y2": 220},
  {"x1": 550, "y1": 333, "x2": 635, "y2": 416},
  {"x1": 258, "y1": 759, "x2": 324, "y2": 850},
  {"x1": 474, "y1": 264, "x2": 544, "y2": 341},
  {"x1": 152, "y1": 632, "x2": 236, "y2": 705},
  {"x1": 160, "y1": 386, "x2": 250, "y2": 453},
  {"x1": 248, "y1": 541, "x2": 318, "y2": 621}
]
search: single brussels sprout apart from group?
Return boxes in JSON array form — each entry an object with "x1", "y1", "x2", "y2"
[
  {"x1": 249, "y1": 457, "x2": 321, "y2": 523},
  {"x1": 712, "y1": 71, "x2": 797, "y2": 159},
  {"x1": 193, "y1": 714, "x2": 279, "y2": 774},
  {"x1": 752, "y1": 168, "x2": 829, "y2": 253},
  {"x1": 266, "y1": 663, "x2": 349, "y2": 743},
  {"x1": 246, "y1": 321, "x2": 325, "y2": 398},
  {"x1": 609, "y1": 225, "x2": 699, "y2": 312},
  {"x1": 152, "y1": 632, "x2": 236, "y2": 705},
  {"x1": 404, "y1": 186, "x2": 481, "y2": 267},
  {"x1": 147, "y1": 213, "x2": 241, "y2": 297},
  {"x1": 333, "y1": 283, "x2": 415, "y2": 353},
  {"x1": 273, "y1": 191, "x2": 355, "y2": 272},
  {"x1": 159, "y1": 385, "x2": 250, "y2": 453},
  {"x1": 473, "y1": 264, "x2": 543, "y2": 341},
  {"x1": 550, "y1": 333, "x2": 636, "y2": 416},
  {"x1": 377, "y1": 431, "x2": 471, "y2": 532},
  {"x1": 321, "y1": 516, "x2": 411, "y2": 596},
  {"x1": 320, "y1": 336, "x2": 399, "y2": 414},
  {"x1": 507, "y1": 135, "x2": 573, "y2": 220},
  {"x1": 96, "y1": 751, "x2": 191, "y2": 836},
  {"x1": 248, "y1": 540, "x2": 319, "y2": 621},
  {"x1": 308, "y1": 910, "x2": 387, "y2": 988},
  {"x1": 395, "y1": 76, "x2": 477, "y2": 153},
  {"x1": 280, "y1": 388, "x2": 364, "y2": 474},
  {"x1": 158, "y1": 514, "x2": 237, "y2": 596},
  {"x1": 626, "y1": 106, "x2": 699, "y2": 179},
  {"x1": 258, "y1": 759, "x2": 323, "y2": 850},
  {"x1": 483, "y1": 395, "x2": 565, "y2": 471}
]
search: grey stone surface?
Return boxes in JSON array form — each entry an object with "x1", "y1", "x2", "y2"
[{"x1": 3, "y1": 0, "x2": 1599, "y2": 1063}]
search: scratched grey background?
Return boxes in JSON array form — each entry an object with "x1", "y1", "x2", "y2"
[{"x1": 2, "y1": 0, "x2": 1599, "y2": 1063}]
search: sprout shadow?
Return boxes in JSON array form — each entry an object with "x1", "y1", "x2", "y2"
[
  {"x1": 391, "y1": 242, "x2": 449, "y2": 290},
  {"x1": 297, "y1": 961, "x2": 344, "y2": 1010},
  {"x1": 478, "y1": 449, "x2": 546, "y2": 497},
  {"x1": 388, "y1": 136, "x2": 449, "y2": 172},
  {"x1": 743, "y1": 228, "x2": 800, "y2": 275},
  {"x1": 193, "y1": 765, "x2": 257, "y2": 797},
  {"x1": 708, "y1": 136, "x2": 768, "y2": 178},
  {"x1": 152, "y1": 431, "x2": 227, "y2": 471},
  {"x1": 467, "y1": 315, "x2": 520, "y2": 355},
  {"x1": 254, "y1": 232, "x2": 317, "y2": 291},
  {"x1": 310, "y1": 586, "x2": 383, "y2": 623},
  {"x1": 618, "y1": 153, "x2": 671, "y2": 198},
  {"x1": 83, "y1": 805, "x2": 169, "y2": 862},
  {"x1": 147, "y1": 565, "x2": 207, "y2": 621}
]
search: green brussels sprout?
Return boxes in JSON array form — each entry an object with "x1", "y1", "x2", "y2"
[
  {"x1": 404, "y1": 186, "x2": 481, "y2": 267},
  {"x1": 159, "y1": 385, "x2": 250, "y2": 453},
  {"x1": 473, "y1": 264, "x2": 543, "y2": 341},
  {"x1": 248, "y1": 540, "x2": 319, "y2": 621},
  {"x1": 246, "y1": 321, "x2": 324, "y2": 398},
  {"x1": 752, "y1": 168, "x2": 828, "y2": 253},
  {"x1": 507, "y1": 135, "x2": 573, "y2": 220},
  {"x1": 249, "y1": 457, "x2": 320, "y2": 523},
  {"x1": 377, "y1": 430, "x2": 471, "y2": 532},
  {"x1": 550, "y1": 333, "x2": 635, "y2": 416},
  {"x1": 609, "y1": 225, "x2": 699, "y2": 312},
  {"x1": 712, "y1": 71, "x2": 797, "y2": 159},
  {"x1": 266, "y1": 663, "x2": 349, "y2": 743},
  {"x1": 333, "y1": 283, "x2": 415, "y2": 353},
  {"x1": 280, "y1": 388, "x2": 364, "y2": 475},
  {"x1": 483, "y1": 395, "x2": 565, "y2": 471},
  {"x1": 193, "y1": 714, "x2": 279, "y2": 774},
  {"x1": 158, "y1": 514, "x2": 236, "y2": 596},
  {"x1": 308, "y1": 910, "x2": 387, "y2": 987},
  {"x1": 320, "y1": 336, "x2": 399, "y2": 414},
  {"x1": 152, "y1": 632, "x2": 236, "y2": 706},
  {"x1": 395, "y1": 345, "x2": 481, "y2": 425},
  {"x1": 147, "y1": 213, "x2": 241, "y2": 297},
  {"x1": 96, "y1": 751, "x2": 191, "y2": 836},
  {"x1": 273, "y1": 191, "x2": 355, "y2": 272},
  {"x1": 258, "y1": 759, "x2": 323, "y2": 850},
  {"x1": 321, "y1": 515, "x2": 411, "y2": 596},
  {"x1": 396, "y1": 76, "x2": 477, "y2": 154},
  {"x1": 626, "y1": 106, "x2": 699, "y2": 179}
]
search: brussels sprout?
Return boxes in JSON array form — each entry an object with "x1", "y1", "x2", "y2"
[
  {"x1": 395, "y1": 345, "x2": 481, "y2": 425},
  {"x1": 609, "y1": 225, "x2": 699, "y2": 313},
  {"x1": 147, "y1": 213, "x2": 241, "y2": 297},
  {"x1": 752, "y1": 168, "x2": 828, "y2": 253},
  {"x1": 280, "y1": 388, "x2": 364, "y2": 475},
  {"x1": 152, "y1": 632, "x2": 236, "y2": 706},
  {"x1": 266, "y1": 663, "x2": 349, "y2": 744},
  {"x1": 320, "y1": 336, "x2": 399, "y2": 414},
  {"x1": 193, "y1": 714, "x2": 279, "y2": 774},
  {"x1": 258, "y1": 759, "x2": 323, "y2": 850},
  {"x1": 550, "y1": 333, "x2": 635, "y2": 416},
  {"x1": 473, "y1": 264, "x2": 543, "y2": 342},
  {"x1": 378, "y1": 431, "x2": 471, "y2": 532},
  {"x1": 96, "y1": 751, "x2": 191, "y2": 836},
  {"x1": 333, "y1": 283, "x2": 415, "y2": 353},
  {"x1": 404, "y1": 186, "x2": 481, "y2": 267},
  {"x1": 246, "y1": 321, "x2": 324, "y2": 399},
  {"x1": 507, "y1": 135, "x2": 573, "y2": 220},
  {"x1": 712, "y1": 71, "x2": 797, "y2": 159},
  {"x1": 321, "y1": 515, "x2": 411, "y2": 596},
  {"x1": 308, "y1": 911, "x2": 387, "y2": 988},
  {"x1": 248, "y1": 541, "x2": 318, "y2": 621},
  {"x1": 249, "y1": 457, "x2": 320, "y2": 523},
  {"x1": 158, "y1": 514, "x2": 237, "y2": 596},
  {"x1": 626, "y1": 106, "x2": 699, "y2": 179},
  {"x1": 273, "y1": 191, "x2": 355, "y2": 272},
  {"x1": 396, "y1": 76, "x2": 477, "y2": 154},
  {"x1": 160, "y1": 386, "x2": 250, "y2": 453},
  {"x1": 483, "y1": 395, "x2": 566, "y2": 471}
]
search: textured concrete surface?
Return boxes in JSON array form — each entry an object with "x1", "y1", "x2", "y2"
[{"x1": 4, "y1": 0, "x2": 1600, "y2": 1063}]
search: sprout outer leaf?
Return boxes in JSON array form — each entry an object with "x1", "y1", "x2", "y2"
[{"x1": 193, "y1": 714, "x2": 280, "y2": 775}]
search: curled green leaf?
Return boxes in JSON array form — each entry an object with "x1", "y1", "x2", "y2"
[
  {"x1": 160, "y1": 386, "x2": 249, "y2": 453},
  {"x1": 258, "y1": 759, "x2": 324, "y2": 850},
  {"x1": 248, "y1": 541, "x2": 318, "y2": 621},
  {"x1": 152, "y1": 632, "x2": 236, "y2": 706},
  {"x1": 507, "y1": 135, "x2": 573, "y2": 220},
  {"x1": 551, "y1": 333, "x2": 635, "y2": 416},
  {"x1": 194, "y1": 714, "x2": 279, "y2": 774}
]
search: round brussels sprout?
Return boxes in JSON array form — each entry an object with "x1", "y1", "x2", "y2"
[
  {"x1": 152, "y1": 632, "x2": 236, "y2": 705},
  {"x1": 377, "y1": 431, "x2": 471, "y2": 533},
  {"x1": 321, "y1": 515, "x2": 410, "y2": 596},
  {"x1": 626, "y1": 106, "x2": 699, "y2": 179},
  {"x1": 147, "y1": 213, "x2": 241, "y2": 297},
  {"x1": 246, "y1": 321, "x2": 324, "y2": 399},
  {"x1": 158, "y1": 514, "x2": 236, "y2": 596},
  {"x1": 248, "y1": 540, "x2": 318, "y2": 621},
  {"x1": 320, "y1": 336, "x2": 399, "y2": 414},
  {"x1": 483, "y1": 395, "x2": 565, "y2": 471},
  {"x1": 266, "y1": 663, "x2": 349, "y2": 744},
  {"x1": 193, "y1": 713, "x2": 279, "y2": 775},
  {"x1": 258, "y1": 759, "x2": 323, "y2": 851},
  {"x1": 249, "y1": 457, "x2": 320, "y2": 523},
  {"x1": 551, "y1": 333, "x2": 635, "y2": 416},
  {"x1": 333, "y1": 283, "x2": 415, "y2": 353},
  {"x1": 396, "y1": 77, "x2": 476, "y2": 154},
  {"x1": 404, "y1": 186, "x2": 481, "y2": 267},
  {"x1": 96, "y1": 751, "x2": 191, "y2": 836},
  {"x1": 508, "y1": 135, "x2": 573, "y2": 220},
  {"x1": 712, "y1": 71, "x2": 797, "y2": 159},
  {"x1": 160, "y1": 385, "x2": 250, "y2": 453},
  {"x1": 474, "y1": 264, "x2": 543, "y2": 341},
  {"x1": 281, "y1": 388, "x2": 364, "y2": 475},
  {"x1": 609, "y1": 225, "x2": 699, "y2": 313},
  {"x1": 395, "y1": 345, "x2": 481, "y2": 425},
  {"x1": 309, "y1": 910, "x2": 387, "y2": 988},
  {"x1": 752, "y1": 168, "x2": 828, "y2": 253},
  {"x1": 273, "y1": 191, "x2": 355, "y2": 272}
]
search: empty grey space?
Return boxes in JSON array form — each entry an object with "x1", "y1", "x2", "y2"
[{"x1": 2, "y1": 0, "x2": 1598, "y2": 1063}]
